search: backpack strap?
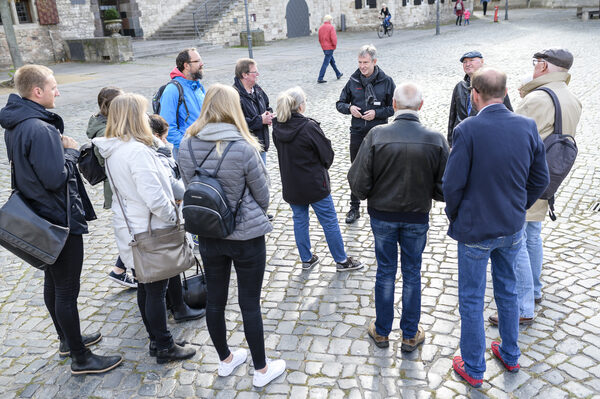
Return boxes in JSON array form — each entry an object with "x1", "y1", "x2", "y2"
[
  {"x1": 212, "y1": 141, "x2": 235, "y2": 177},
  {"x1": 187, "y1": 137, "x2": 215, "y2": 170},
  {"x1": 171, "y1": 80, "x2": 190, "y2": 125},
  {"x1": 534, "y1": 87, "x2": 562, "y2": 135}
]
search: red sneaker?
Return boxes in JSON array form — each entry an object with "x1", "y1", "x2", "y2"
[
  {"x1": 491, "y1": 341, "x2": 520, "y2": 373},
  {"x1": 453, "y1": 356, "x2": 483, "y2": 388}
]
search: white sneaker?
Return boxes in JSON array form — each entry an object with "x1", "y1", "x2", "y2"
[
  {"x1": 252, "y1": 358, "x2": 286, "y2": 387},
  {"x1": 218, "y1": 348, "x2": 248, "y2": 377}
]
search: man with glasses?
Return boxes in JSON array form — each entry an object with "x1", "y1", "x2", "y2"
[
  {"x1": 443, "y1": 67, "x2": 549, "y2": 388},
  {"x1": 447, "y1": 50, "x2": 513, "y2": 147},
  {"x1": 160, "y1": 48, "x2": 206, "y2": 159},
  {"x1": 488, "y1": 48, "x2": 581, "y2": 328}
]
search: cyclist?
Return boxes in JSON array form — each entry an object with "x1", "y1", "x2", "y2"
[{"x1": 380, "y1": 4, "x2": 392, "y2": 34}]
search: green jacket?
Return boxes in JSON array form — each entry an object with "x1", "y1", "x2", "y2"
[{"x1": 86, "y1": 114, "x2": 113, "y2": 209}]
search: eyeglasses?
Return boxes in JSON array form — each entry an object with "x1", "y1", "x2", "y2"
[
  {"x1": 468, "y1": 86, "x2": 479, "y2": 93},
  {"x1": 532, "y1": 59, "x2": 546, "y2": 67},
  {"x1": 247, "y1": 71, "x2": 259, "y2": 75}
]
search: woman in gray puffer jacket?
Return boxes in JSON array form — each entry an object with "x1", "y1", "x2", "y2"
[{"x1": 178, "y1": 84, "x2": 286, "y2": 388}]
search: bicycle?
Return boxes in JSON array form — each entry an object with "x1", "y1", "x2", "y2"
[{"x1": 377, "y1": 18, "x2": 393, "y2": 38}]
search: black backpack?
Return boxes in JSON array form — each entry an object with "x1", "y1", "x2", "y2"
[
  {"x1": 78, "y1": 142, "x2": 106, "y2": 185},
  {"x1": 535, "y1": 87, "x2": 578, "y2": 221},
  {"x1": 152, "y1": 80, "x2": 190, "y2": 129},
  {"x1": 182, "y1": 139, "x2": 245, "y2": 238}
]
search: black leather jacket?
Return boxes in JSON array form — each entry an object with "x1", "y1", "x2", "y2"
[
  {"x1": 336, "y1": 66, "x2": 396, "y2": 136},
  {"x1": 447, "y1": 74, "x2": 513, "y2": 147},
  {"x1": 348, "y1": 112, "x2": 449, "y2": 215}
]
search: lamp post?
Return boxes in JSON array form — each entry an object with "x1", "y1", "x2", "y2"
[
  {"x1": 435, "y1": 0, "x2": 440, "y2": 35},
  {"x1": 0, "y1": 0, "x2": 23, "y2": 71},
  {"x1": 505, "y1": 0, "x2": 509, "y2": 20},
  {"x1": 243, "y1": 0, "x2": 253, "y2": 59}
]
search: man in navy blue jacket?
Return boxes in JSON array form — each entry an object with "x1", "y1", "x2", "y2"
[{"x1": 442, "y1": 67, "x2": 549, "y2": 388}]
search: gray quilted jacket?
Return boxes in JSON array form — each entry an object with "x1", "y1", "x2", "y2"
[{"x1": 178, "y1": 123, "x2": 272, "y2": 241}]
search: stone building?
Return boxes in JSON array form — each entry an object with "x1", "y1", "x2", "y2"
[{"x1": 1, "y1": 0, "x2": 595, "y2": 67}]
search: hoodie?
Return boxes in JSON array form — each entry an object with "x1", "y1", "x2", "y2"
[
  {"x1": 85, "y1": 113, "x2": 113, "y2": 209},
  {"x1": 0, "y1": 94, "x2": 95, "y2": 234},
  {"x1": 272, "y1": 113, "x2": 334, "y2": 205},
  {"x1": 159, "y1": 67, "x2": 206, "y2": 149}
]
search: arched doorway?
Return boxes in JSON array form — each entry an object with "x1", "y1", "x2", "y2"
[{"x1": 285, "y1": 0, "x2": 310, "y2": 38}]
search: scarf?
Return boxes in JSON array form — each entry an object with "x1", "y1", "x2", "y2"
[{"x1": 360, "y1": 66, "x2": 380, "y2": 106}]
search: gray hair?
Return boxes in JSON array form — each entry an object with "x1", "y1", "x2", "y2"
[
  {"x1": 276, "y1": 86, "x2": 306, "y2": 123},
  {"x1": 323, "y1": 15, "x2": 332, "y2": 22},
  {"x1": 545, "y1": 61, "x2": 567, "y2": 73},
  {"x1": 358, "y1": 44, "x2": 377, "y2": 61},
  {"x1": 393, "y1": 82, "x2": 423, "y2": 110}
]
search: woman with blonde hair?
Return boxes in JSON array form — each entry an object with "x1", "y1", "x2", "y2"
[
  {"x1": 178, "y1": 83, "x2": 286, "y2": 387},
  {"x1": 93, "y1": 93, "x2": 195, "y2": 364},
  {"x1": 273, "y1": 87, "x2": 362, "y2": 272}
]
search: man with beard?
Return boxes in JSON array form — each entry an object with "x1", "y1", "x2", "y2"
[
  {"x1": 160, "y1": 48, "x2": 206, "y2": 159},
  {"x1": 336, "y1": 44, "x2": 396, "y2": 224}
]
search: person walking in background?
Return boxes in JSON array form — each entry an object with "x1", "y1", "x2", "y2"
[
  {"x1": 0, "y1": 65, "x2": 122, "y2": 375},
  {"x1": 481, "y1": 0, "x2": 490, "y2": 16},
  {"x1": 178, "y1": 84, "x2": 286, "y2": 388},
  {"x1": 336, "y1": 44, "x2": 396, "y2": 224},
  {"x1": 464, "y1": 9, "x2": 471, "y2": 25},
  {"x1": 233, "y1": 58, "x2": 273, "y2": 165},
  {"x1": 86, "y1": 86, "x2": 138, "y2": 289},
  {"x1": 94, "y1": 93, "x2": 196, "y2": 364},
  {"x1": 442, "y1": 67, "x2": 549, "y2": 388},
  {"x1": 348, "y1": 82, "x2": 449, "y2": 351},
  {"x1": 455, "y1": 0, "x2": 464, "y2": 25},
  {"x1": 317, "y1": 15, "x2": 343, "y2": 84},
  {"x1": 160, "y1": 48, "x2": 206, "y2": 159},
  {"x1": 272, "y1": 87, "x2": 362, "y2": 272},
  {"x1": 448, "y1": 50, "x2": 513, "y2": 147}
]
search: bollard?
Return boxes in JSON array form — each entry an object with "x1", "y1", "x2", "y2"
[{"x1": 494, "y1": 6, "x2": 499, "y2": 22}]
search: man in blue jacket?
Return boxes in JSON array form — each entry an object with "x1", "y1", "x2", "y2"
[
  {"x1": 160, "y1": 48, "x2": 206, "y2": 159},
  {"x1": 442, "y1": 67, "x2": 549, "y2": 388}
]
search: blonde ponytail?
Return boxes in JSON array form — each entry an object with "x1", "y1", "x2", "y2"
[{"x1": 276, "y1": 87, "x2": 306, "y2": 123}]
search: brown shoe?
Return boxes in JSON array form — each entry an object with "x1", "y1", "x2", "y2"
[
  {"x1": 401, "y1": 325, "x2": 425, "y2": 352},
  {"x1": 488, "y1": 314, "x2": 534, "y2": 326},
  {"x1": 367, "y1": 320, "x2": 389, "y2": 348}
]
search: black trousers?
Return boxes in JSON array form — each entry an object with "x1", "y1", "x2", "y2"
[
  {"x1": 43, "y1": 234, "x2": 86, "y2": 359},
  {"x1": 165, "y1": 275, "x2": 186, "y2": 311},
  {"x1": 137, "y1": 279, "x2": 173, "y2": 351},
  {"x1": 198, "y1": 235, "x2": 267, "y2": 370},
  {"x1": 483, "y1": 2, "x2": 488, "y2": 15},
  {"x1": 350, "y1": 132, "x2": 367, "y2": 209}
]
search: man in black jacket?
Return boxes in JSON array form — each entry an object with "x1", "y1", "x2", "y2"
[
  {"x1": 233, "y1": 58, "x2": 273, "y2": 164},
  {"x1": 336, "y1": 44, "x2": 396, "y2": 224},
  {"x1": 447, "y1": 50, "x2": 513, "y2": 147},
  {"x1": 0, "y1": 65, "x2": 122, "y2": 375},
  {"x1": 348, "y1": 82, "x2": 449, "y2": 351}
]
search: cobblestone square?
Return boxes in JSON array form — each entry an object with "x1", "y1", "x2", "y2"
[{"x1": 1, "y1": 8, "x2": 599, "y2": 398}]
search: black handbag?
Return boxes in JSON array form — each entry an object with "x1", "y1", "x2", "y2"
[
  {"x1": 78, "y1": 142, "x2": 106, "y2": 186},
  {"x1": 182, "y1": 260, "x2": 207, "y2": 309},
  {"x1": 0, "y1": 162, "x2": 69, "y2": 270}
]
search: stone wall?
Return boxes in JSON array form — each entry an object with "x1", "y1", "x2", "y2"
[
  {"x1": 135, "y1": 0, "x2": 196, "y2": 37},
  {"x1": 201, "y1": 0, "x2": 472, "y2": 47},
  {"x1": 55, "y1": 0, "x2": 96, "y2": 39},
  {"x1": 0, "y1": 25, "x2": 65, "y2": 68}
]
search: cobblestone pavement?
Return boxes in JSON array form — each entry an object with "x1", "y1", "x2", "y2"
[{"x1": 1, "y1": 8, "x2": 599, "y2": 399}]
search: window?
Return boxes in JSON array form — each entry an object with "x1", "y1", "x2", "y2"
[
  {"x1": 367, "y1": 0, "x2": 377, "y2": 8},
  {"x1": 15, "y1": 0, "x2": 33, "y2": 23},
  {"x1": 355, "y1": 0, "x2": 363, "y2": 9}
]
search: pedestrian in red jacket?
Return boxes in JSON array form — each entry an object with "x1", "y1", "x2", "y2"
[{"x1": 317, "y1": 15, "x2": 343, "y2": 83}]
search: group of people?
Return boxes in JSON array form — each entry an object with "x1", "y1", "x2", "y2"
[{"x1": 0, "y1": 39, "x2": 581, "y2": 390}]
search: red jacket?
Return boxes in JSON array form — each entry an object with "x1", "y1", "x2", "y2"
[{"x1": 318, "y1": 22, "x2": 337, "y2": 51}]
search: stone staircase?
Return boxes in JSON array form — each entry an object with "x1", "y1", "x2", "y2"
[{"x1": 149, "y1": 0, "x2": 237, "y2": 40}]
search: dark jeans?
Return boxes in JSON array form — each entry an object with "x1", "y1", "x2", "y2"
[
  {"x1": 349, "y1": 132, "x2": 367, "y2": 208},
  {"x1": 198, "y1": 235, "x2": 267, "y2": 370},
  {"x1": 483, "y1": 2, "x2": 488, "y2": 15},
  {"x1": 456, "y1": 15, "x2": 463, "y2": 25},
  {"x1": 318, "y1": 50, "x2": 342, "y2": 81},
  {"x1": 44, "y1": 234, "x2": 86, "y2": 359},
  {"x1": 165, "y1": 275, "x2": 186, "y2": 311},
  {"x1": 137, "y1": 279, "x2": 173, "y2": 351}
]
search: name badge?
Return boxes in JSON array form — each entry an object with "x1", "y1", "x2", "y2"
[{"x1": 374, "y1": 101, "x2": 381, "y2": 106}]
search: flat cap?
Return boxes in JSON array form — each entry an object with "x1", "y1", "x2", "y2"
[
  {"x1": 460, "y1": 50, "x2": 483, "y2": 63},
  {"x1": 533, "y1": 48, "x2": 573, "y2": 70}
]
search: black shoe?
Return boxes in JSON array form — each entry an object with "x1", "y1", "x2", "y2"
[
  {"x1": 149, "y1": 339, "x2": 187, "y2": 357},
  {"x1": 156, "y1": 343, "x2": 196, "y2": 364},
  {"x1": 301, "y1": 254, "x2": 320, "y2": 270},
  {"x1": 71, "y1": 350, "x2": 123, "y2": 375},
  {"x1": 337, "y1": 73, "x2": 344, "y2": 80},
  {"x1": 172, "y1": 304, "x2": 206, "y2": 323},
  {"x1": 345, "y1": 208, "x2": 360, "y2": 224},
  {"x1": 317, "y1": 80, "x2": 327, "y2": 83},
  {"x1": 336, "y1": 256, "x2": 363, "y2": 272},
  {"x1": 108, "y1": 270, "x2": 137, "y2": 288},
  {"x1": 59, "y1": 332, "x2": 103, "y2": 357}
]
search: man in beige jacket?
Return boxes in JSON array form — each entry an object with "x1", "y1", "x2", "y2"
[{"x1": 489, "y1": 48, "x2": 582, "y2": 327}]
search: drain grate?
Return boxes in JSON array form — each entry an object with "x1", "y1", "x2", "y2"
[{"x1": 590, "y1": 201, "x2": 600, "y2": 213}]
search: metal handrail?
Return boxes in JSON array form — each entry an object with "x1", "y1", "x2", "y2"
[{"x1": 192, "y1": 0, "x2": 236, "y2": 39}]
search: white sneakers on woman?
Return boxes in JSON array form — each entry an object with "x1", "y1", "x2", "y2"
[
  {"x1": 217, "y1": 349, "x2": 286, "y2": 387},
  {"x1": 252, "y1": 358, "x2": 287, "y2": 387},
  {"x1": 218, "y1": 348, "x2": 248, "y2": 377}
]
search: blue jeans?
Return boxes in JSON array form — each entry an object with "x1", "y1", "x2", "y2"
[
  {"x1": 318, "y1": 50, "x2": 342, "y2": 81},
  {"x1": 515, "y1": 221, "x2": 543, "y2": 317},
  {"x1": 457, "y1": 230, "x2": 523, "y2": 379},
  {"x1": 371, "y1": 217, "x2": 428, "y2": 339},
  {"x1": 289, "y1": 195, "x2": 347, "y2": 263},
  {"x1": 260, "y1": 151, "x2": 267, "y2": 164}
]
